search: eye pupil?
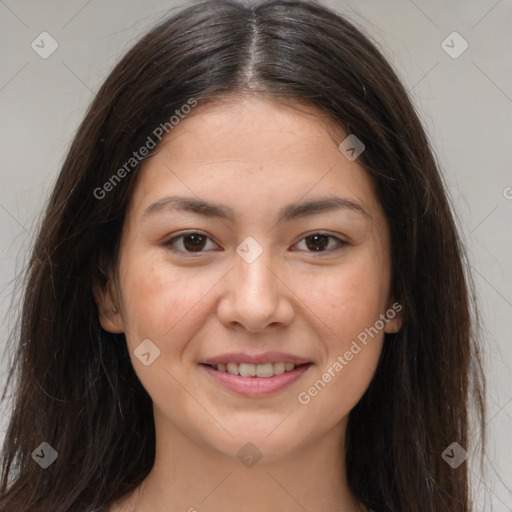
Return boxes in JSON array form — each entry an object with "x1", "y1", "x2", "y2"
[
  {"x1": 183, "y1": 234, "x2": 206, "y2": 251},
  {"x1": 306, "y1": 234, "x2": 329, "y2": 251},
  {"x1": 171, "y1": 232, "x2": 339, "y2": 255}
]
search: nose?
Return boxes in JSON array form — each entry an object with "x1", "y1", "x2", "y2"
[{"x1": 216, "y1": 244, "x2": 295, "y2": 333}]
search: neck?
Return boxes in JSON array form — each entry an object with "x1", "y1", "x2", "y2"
[{"x1": 117, "y1": 409, "x2": 362, "y2": 512}]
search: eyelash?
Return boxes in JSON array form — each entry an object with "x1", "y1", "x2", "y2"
[{"x1": 163, "y1": 231, "x2": 347, "y2": 256}]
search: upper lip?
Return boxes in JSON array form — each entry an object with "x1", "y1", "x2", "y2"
[{"x1": 201, "y1": 351, "x2": 312, "y2": 366}]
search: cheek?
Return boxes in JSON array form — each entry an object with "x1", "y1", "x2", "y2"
[
  {"x1": 297, "y1": 286, "x2": 386, "y2": 428},
  {"x1": 117, "y1": 254, "x2": 220, "y2": 409},
  {"x1": 305, "y1": 252, "x2": 390, "y2": 339},
  {"x1": 296, "y1": 253, "x2": 389, "y2": 421},
  {"x1": 303, "y1": 342, "x2": 383, "y2": 429},
  {"x1": 118, "y1": 252, "x2": 215, "y2": 348}
]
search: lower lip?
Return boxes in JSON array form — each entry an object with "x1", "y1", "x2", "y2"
[{"x1": 200, "y1": 363, "x2": 312, "y2": 397}]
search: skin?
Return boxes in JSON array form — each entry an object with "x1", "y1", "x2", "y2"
[{"x1": 95, "y1": 95, "x2": 402, "y2": 512}]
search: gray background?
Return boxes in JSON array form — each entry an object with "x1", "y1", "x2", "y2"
[{"x1": 0, "y1": 0, "x2": 510, "y2": 509}]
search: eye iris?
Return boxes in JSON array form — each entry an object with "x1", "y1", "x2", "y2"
[
  {"x1": 183, "y1": 234, "x2": 206, "y2": 251},
  {"x1": 306, "y1": 234, "x2": 329, "y2": 251},
  {"x1": 178, "y1": 234, "x2": 334, "y2": 252}
]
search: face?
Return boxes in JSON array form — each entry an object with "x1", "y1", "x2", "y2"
[{"x1": 96, "y1": 95, "x2": 401, "y2": 462}]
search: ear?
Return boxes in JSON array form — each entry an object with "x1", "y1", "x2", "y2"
[
  {"x1": 383, "y1": 299, "x2": 404, "y2": 334},
  {"x1": 92, "y1": 272, "x2": 124, "y2": 334}
]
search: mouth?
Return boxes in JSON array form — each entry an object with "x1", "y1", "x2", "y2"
[
  {"x1": 199, "y1": 354, "x2": 313, "y2": 397},
  {"x1": 204, "y1": 361, "x2": 308, "y2": 378}
]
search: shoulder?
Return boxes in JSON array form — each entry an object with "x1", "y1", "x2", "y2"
[{"x1": 105, "y1": 489, "x2": 139, "y2": 512}]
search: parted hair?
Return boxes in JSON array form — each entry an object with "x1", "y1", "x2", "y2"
[{"x1": 0, "y1": 1, "x2": 485, "y2": 511}]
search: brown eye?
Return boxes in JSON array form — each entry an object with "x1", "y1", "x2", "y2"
[
  {"x1": 294, "y1": 233, "x2": 345, "y2": 253},
  {"x1": 305, "y1": 234, "x2": 330, "y2": 251},
  {"x1": 182, "y1": 233, "x2": 207, "y2": 251},
  {"x1": 165, "y1": 232, "x2": 218, "y2": 254}
]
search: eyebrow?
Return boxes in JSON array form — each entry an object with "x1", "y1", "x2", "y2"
[{"x1": 143, "y1": 195, "x2": 368, "y2": 222}]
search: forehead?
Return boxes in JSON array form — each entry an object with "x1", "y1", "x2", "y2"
[
  {"x1": 127, "y1": 95, "x2": 382, "y2": 223},
  {"x1": 157, "y1": 95, "x2": 345, "y2": 161}
]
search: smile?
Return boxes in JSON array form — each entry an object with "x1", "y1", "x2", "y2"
[
  {"x1": 200, "y1": 362, "x2": 312, "y2": 397},
  {"x1": 209, "y1": 361, "x2": 300, "y2": 378}
]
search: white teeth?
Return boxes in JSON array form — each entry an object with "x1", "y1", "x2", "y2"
[
  {"x1": 256, "y1": 363, "x2": 274, "y2": 378},
  {"x1": 239, "y1": 363, "x2": 256, "y2": 377},
  {"x1": 212, "y1": 362, "x2": 301, "y2": 377},
  {"x1": 227, "y1": 362, "x2": 239, "y2": 375},
  {"x1": 273, "y1": 362, "x2": 285, "y2": 375}
]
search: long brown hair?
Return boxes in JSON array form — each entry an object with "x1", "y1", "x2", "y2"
[{"x1": 0, "y1": 1, "x2": 485, "y2": 510}]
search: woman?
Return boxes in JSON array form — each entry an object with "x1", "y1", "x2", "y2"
[{"x1": 0, "y1": 0, "x2": 485, "y2": 511}]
